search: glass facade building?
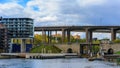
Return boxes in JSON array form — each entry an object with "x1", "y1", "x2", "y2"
[{"x1": 0, "y1": 18, "x2": 34, "y2": 38}]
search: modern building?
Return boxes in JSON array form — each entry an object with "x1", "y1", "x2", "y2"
[
  {"x1": 1, "y1": 18, "x2": 34, "y2": 38},
  {"x1": 0, "y1": 24, "x2": 9, "y2": 53},
  {"x1": 73, "y1": 35, "x2": 80, "y2": 39},
  {"x1": 0, "y1": 17, "x2": 34, "y2": 53}
]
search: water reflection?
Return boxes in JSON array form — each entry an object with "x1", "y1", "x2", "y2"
[{"x1": 0, "y1": 58, "x2": 119, "y2": 68}]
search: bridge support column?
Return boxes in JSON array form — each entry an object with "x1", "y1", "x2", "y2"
[
  {"x1": 50, "y1": 31, "x2": 52, "y2": 44},
  {"x1": 67, "y1": 30, "x2": 70, "y2": 43},
  {"x1": 21, "y1": 39, "x2": 26, "y2": 53},
  {"x1": 44, "y1": 31, "x2": 47, "y2": 43},
  {"x1": 47, "y1": 31, "x2": 52, "y2": 44},
  {"x1": 62, "y1": 29, "x2": 65, "y2": 43},
  {"x1": 86, "y1": 28, "x2": 92, "y2": 43},
  {"x1": 55, "y1": 31, "x2": 58, "y2": 43},
  {"x1": 42, "y1": 30, "x2": 46, "y2": 44},
  {"x1": 111, "y1": 28, "x2": 116, "y2": 41},
  {"x1": 48, "y1": 31, "x2": 50, "y2": 44}
]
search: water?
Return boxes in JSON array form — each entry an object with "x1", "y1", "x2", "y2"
[{"x1": 0, "y1": 58, "x2": 119, "y2": 68}]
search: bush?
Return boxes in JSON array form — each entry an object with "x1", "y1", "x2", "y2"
[
  {"x1": 113, "y1": 39, "x2": 120, "y2": 43},
  {"x1": 115, "y1": 51, "x2": 120, "y2": 54},
  {"x1": 30, "y1": 45, "x2": 62, "y2": 53}
]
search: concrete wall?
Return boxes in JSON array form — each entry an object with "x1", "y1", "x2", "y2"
[
  {"x1": 54, "y1": 43, "x2": 80, "y2": 53},
  {"x1": 102, "y1": 43, "x2": 120, "y2": 53},
  {"x1": 55, "y1": 43, "x2": 120, "y2": 54}
]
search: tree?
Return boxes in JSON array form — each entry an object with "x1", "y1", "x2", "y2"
[{"x1": 34, "y1": 34, "x2": 42, "y2": 45}]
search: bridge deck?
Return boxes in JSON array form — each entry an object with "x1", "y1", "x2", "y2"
[{"x1": 35, "y1": 26, "x2": 120, "y2": 32}]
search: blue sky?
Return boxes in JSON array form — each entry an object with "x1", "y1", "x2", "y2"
[{"x1": 0, "y1": 0, "x2": 120, "y2": 39}]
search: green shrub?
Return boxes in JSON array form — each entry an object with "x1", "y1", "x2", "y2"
[
  {"x1": 113, "y1": 39, "x2": 120, "y2": 43},
  {"x1": 115, "y1": 51, "x2": 120, "y2": 54},
  {"x1": 30, "y1": 45, "x2": 62, "y2": 53}
]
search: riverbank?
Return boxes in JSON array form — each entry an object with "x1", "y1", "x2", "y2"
[
  {"x1": 1, "y1": 53, "x2": 120, "y2": 65},
  {"x1": 0, "y1": 53, "x2": 79, "y2": 59}
]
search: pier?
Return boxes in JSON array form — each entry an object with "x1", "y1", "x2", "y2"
[
  {"x1": 0, "y1": 53, "x2": 78, "y2": 59},
  {"x1": 104, "y1": 54, "x2": 120, "y2": 65}
]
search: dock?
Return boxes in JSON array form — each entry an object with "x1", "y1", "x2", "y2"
[
  {"x1": 104, "y1": 54, "x2": 120, "y2": 65},
  {"x1": 0, "y1": 53, "x2": 78, "y2": 59}
]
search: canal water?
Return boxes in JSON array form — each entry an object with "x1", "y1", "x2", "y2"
[{"x1": 0, "y1": 58, "x2": 119, "y2": 68}]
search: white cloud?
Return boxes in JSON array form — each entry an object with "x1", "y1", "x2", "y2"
[
  {"x1": 93, "y1": 33, "x2": 111, "y2": 39},
  {"x1": 38, "y1": 15, "x2": 58, "y2": 22},
  {"x1": 0, "y1": 3, "x2": 24, "y2": 17},
  {"x1": 0, "y1": 0, "x2": 113, "y2": 26},
  {"x1": 0, "y1": 0, "x2": 120, "y2": 26},
  {"x1": 76, "y1": 0, "x2": 107, "y2": 7}
]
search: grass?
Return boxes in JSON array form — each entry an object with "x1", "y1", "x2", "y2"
[
  {"x1": 115, "y1": 51, "x2": 120, "y2": 54},
  {"x1": 30, "y1": 45, "x2": 62, "y2": 53}
]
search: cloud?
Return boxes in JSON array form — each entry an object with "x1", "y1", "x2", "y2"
[
  {"x1": 1, "y1": 0, "x2": 120, "y2": 26},
  {"x1": 93, "y1": 33, "x2": 111, "y2": 39},
  {"x1": 76, "y1": 0, "x2": 106, "y2": 7},
  {"x1": 0, "y1": 2, "x2": 24, "y2": 17},
  {"x1": 38, "y1": 15, "x2": 58, "y2": 22}
]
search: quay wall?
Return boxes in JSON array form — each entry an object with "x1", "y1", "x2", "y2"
[
  {"x1": 102, "y1": 43, "x2": 120, "y2": 53},
  {"x1": 54, "y1": 43, "x2": 80, "y2": 53}
]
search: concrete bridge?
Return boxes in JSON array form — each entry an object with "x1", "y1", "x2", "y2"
[{"x1": 35, "y1": 26, "x2": 120, "y2": 44}]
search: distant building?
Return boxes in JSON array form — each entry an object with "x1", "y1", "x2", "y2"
[
  {"x1": 73, "y1": 35, "x2": 80, "y2": 39},
  {"x1": 0, "y1": 24, "x2": 9, "y2": 52}
]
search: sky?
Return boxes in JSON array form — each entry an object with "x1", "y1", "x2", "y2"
[{"x1": 0, "y1": 0, "x2": 120, "y2": 39}]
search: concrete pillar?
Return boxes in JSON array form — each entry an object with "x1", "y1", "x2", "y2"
[
  {"x1": 62, "y1": 29, "x2": 65, "y2": 43},
  {"x1": 49, "y1": 31, "x2": 52, "y2": 44},
  {"x1": 86, "y1": 28, "x2": 92, "y2": 43},
  {"x1": 47, "y1": 31, "x2": 52, "y2": 44},
  {"x1": 30, "y1": 39, "x2": 32, "y2": 44},
  {"x1": 21, "y1": 39, "x2": 26, "y2": 53},
  {"x1": 111, "y1": 28, "x2": 116, "y2": 41},
  {"x1": 67, "y1": 30, "x2": 70, "y2": 43},
  {"x1": 90, "y1": 31, "x2": 92, "y2": 43},
  {"x1": 9, "y1": 39, "x2": 13, "y2": 53},
  {"x1": 30, "y1": 38, "x2": 33, "y2": 45},
  {"x1": 44, "y1": 31, "x2": 47, "y2": 43},
  {"x1": 86, "y1": 28, "x2": 89, "y2": 43},
  {"x1": 48, "y1": 31, "x2": 50, "y2": 44},
  {"x1": 42, "y1": 30, "x2": 46, "y2": 43},
  {"x1": 55, "y1": 31, "x2": 58, "y2": 43},
  {"x1": 16, "y1": 39, "x2": 19, "y2": 44}
]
